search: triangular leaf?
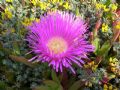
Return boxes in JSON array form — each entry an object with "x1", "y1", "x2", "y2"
[
  {"x1": 9, "y1": 55, "x2": 35, "y2": 67},
  {"x1": 69, "y1": 80, "x2": 84, "y2": 90},
  {"x1": 92, "y1": 38, "x2": 100, "y2": 55},
  {"x1": 51, "y1": 70, "x2": 60, "y2": 84},
  {"x1": 97, "y1": 41, "x2": 111, "y2": 56}
]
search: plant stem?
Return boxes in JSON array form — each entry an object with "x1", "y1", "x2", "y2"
[{"x1": 61, "y1": 68, "x2": 68, "y2": 90}]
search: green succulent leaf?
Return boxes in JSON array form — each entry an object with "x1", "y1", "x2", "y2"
[
  {"x1": 35, "y1": 80, "x2": 63, "y2": 90},
  {"x1": 51, "y1": 70, "x2": 60, "y2": 84},
  {"x1": 92, "y1": 38, "x2": 100, "y2": 55},
  {"x1": 97, "y1": 41, "x2": 111, "y2": 56},
  {"x1": 69, "y1": 80, "x2": 85, "y2": 90},
  {"x1": 9, "y1": 55, "x2": 35, "y2": 67}
]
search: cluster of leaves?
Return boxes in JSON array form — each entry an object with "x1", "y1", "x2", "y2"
[{"x1": 0, "y1": 0, "x2": 120, "y2": 90}]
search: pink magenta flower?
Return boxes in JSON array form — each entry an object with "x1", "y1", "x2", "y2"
[{"x1": 27, "y1": 11, "x2": 94, "y2": 74}]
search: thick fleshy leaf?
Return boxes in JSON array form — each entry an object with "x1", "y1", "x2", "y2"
[
  {"x1": 44, "y1": 80, "x2": 63, "y2": 90},
  {"x1": 97, "y1": 41, "x2": 111, "y2": 56},
  {"x1": 51, "y1": 70, "x2": 60, "y2": 84},
  {"x1": 9, "y1": 55, "x2": 35, "y2": 67},
  {"x1": 34, "y1": 80, "x2": 63, "y2": 90},
  {"x1": 92, "y1": 38, "x2": 100, "y2": 55},
  {"x1": 69, "y1": 80, "x2": 85, "y2": 90}
]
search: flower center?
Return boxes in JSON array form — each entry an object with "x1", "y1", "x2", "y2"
[{"x1": 47, "y1": 37, "x2": 68, "y2": 54}]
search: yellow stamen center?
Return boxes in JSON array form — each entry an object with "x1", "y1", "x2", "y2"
[{"x1": 47, "y1": 37, "x2": 68, "y2": 54}]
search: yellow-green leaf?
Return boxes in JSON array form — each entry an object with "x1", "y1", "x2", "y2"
[{"x1": 9, "y1": 55, "x2": 35, "y2": 67}]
